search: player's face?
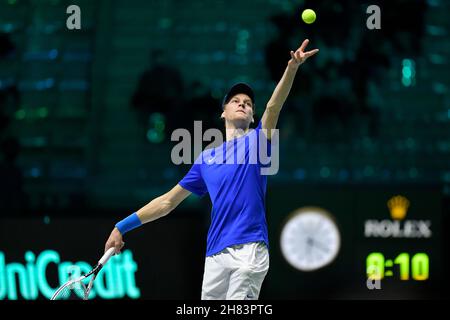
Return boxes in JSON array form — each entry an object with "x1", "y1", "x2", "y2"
[{"x1": 222, "y1": 94, "x2": 254, "y2": 126}]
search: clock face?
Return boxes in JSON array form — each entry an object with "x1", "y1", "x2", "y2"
[{"x1": 280, "y1": 208, "x2": 341, "y2": 271}]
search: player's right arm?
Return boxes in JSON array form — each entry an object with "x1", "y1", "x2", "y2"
[
  {"x1": 104, "y1": 184, "x2": 191, "y2": 254},
  {"x1": 136, "y1": 184, "x2": 191, "y2": 223}
]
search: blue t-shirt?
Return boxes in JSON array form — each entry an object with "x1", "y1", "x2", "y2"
[{"x1": 178, "y1": 121, "x2": 271, "y2": 257}]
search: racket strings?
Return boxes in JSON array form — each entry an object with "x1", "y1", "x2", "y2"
[{"x1": 53, "y1": 281, "x2": 88, "y2": 300}]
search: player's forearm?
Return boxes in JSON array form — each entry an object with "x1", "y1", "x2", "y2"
[
  {"x1": 266, "y1": 64, "x2": 299, "y2": 112},
  {"x1": 136, "y1": 195, "x2": 173, "y2": 224},
  {"x1": 114, "y1": 195, "x2": 173, "y2": 236},
  {"x1": 114, "y1": 185, "x2": 189, "y2": 236}
]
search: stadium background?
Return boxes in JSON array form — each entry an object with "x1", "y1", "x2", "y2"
[{"x1": 0, "y1": 0, "x2": 449, "y2": 300}]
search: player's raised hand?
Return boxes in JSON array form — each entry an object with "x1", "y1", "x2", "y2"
[{"x1": 288, "y1": 39, "x2": 319, "y2": 68}]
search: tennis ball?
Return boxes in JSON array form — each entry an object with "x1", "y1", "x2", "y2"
[{"x1": 302, "y1": 9, "x2": 316, "y2": 24}]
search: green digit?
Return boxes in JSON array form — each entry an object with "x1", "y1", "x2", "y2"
[
  {"x1": 411, "y1": 253, "x2": 429, "y2": 281},
  {"x1": 366, "y1": 252, "x2": 384, "y2": 280},
  {"x1": 394, "y1": 253, "x2": 409, "y2": 280}
]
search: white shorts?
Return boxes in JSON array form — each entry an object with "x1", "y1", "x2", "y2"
[{"x1": 201, "y1": 241, "x2": 269, "y2": 300}]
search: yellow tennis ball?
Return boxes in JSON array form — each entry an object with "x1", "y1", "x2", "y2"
[{"x1": 302, "y1": 9, "x2": 316, "y2": 24}]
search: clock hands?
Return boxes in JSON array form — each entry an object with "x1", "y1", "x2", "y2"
[{"x1": 306, "y1": 237, "x2": 330, "y2": 254}]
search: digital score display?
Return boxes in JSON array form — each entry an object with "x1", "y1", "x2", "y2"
[
  {"x1": 356, "y1": 188, "x2": 443, "y2": 297},
  {"x1": 366, "y1": 252, "x2": 429, "y2": 281}
]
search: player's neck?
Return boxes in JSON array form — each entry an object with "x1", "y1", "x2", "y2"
[{"x1": 224, "y1": 121, "x2": 250, "y2": 141}]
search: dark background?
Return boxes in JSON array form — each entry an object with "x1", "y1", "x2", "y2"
[{"x1": 0, "y1": 0, "x2": 449, "y2": 300}]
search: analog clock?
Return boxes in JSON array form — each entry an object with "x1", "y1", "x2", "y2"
[{"x1": 280, "y1": 207, "x2": 341, "y2": 271}]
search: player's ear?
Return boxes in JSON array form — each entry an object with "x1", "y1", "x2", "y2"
[{"x1": 220, "y1": 111, "x2": 225, "y2": 119}]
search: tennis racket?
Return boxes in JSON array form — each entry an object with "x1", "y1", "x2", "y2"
[{"x1": 51, "y1": 247, "x2": 116, "y2": 300}]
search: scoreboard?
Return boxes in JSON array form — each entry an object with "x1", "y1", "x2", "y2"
[{"x1": 265, "y1": 183, "x2": 445, "y2": 299}]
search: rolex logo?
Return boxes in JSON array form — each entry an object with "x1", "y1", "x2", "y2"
[
  {"x1": 387, "y1": 195, "x2": 410, "y2": 220},
  {"x1": 365, "y1": 195, "x2": 430, "y2": 238}
]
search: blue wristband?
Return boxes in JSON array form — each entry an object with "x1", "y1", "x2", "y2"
[{"x1": 115, "y1": 212, "x2": 142, "y2": 235}]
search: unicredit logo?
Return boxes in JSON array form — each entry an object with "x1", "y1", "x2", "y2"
[{"x1": 0, "y1": 250, "x2": 140, "y2": 300}]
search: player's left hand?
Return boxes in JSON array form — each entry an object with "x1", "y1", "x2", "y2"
[{"x1": 288, "y1": 39, "x2": 319, "y2": 68}]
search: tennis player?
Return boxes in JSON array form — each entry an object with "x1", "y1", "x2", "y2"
[{"x1": 104, "y1": 39, "x2": 319, "y2": 300}]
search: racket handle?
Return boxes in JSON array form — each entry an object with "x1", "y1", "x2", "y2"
[{"x1": 99, "y1": 247, "x2": 116, "y2": 266}]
